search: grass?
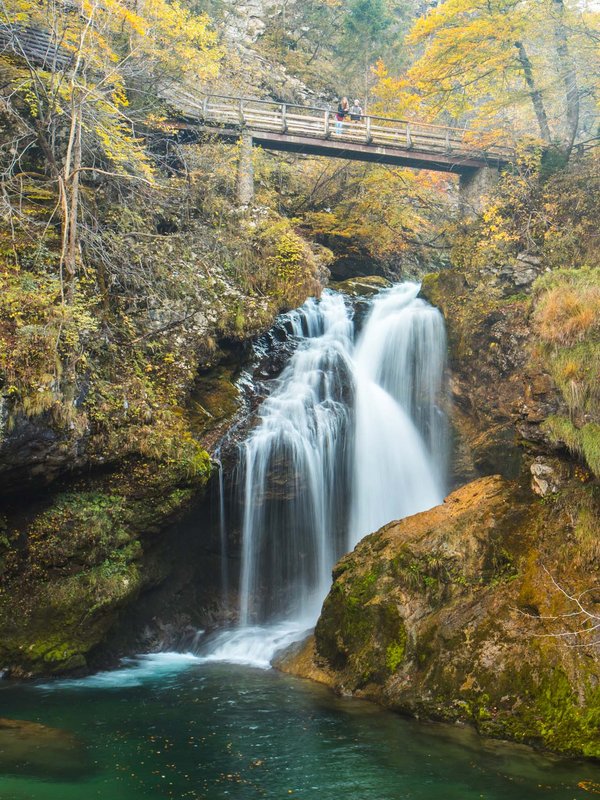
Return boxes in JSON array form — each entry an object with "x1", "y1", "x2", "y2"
[{"x1": 533, "y1": 268, "x2": 600, "y2": 477}]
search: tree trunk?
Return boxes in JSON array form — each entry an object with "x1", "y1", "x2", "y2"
[
  {"x1": 65, "y1": 106, "x2": 82, "y2": 304},
  {"x1": 514, "y1": 41, "x2": 552, "y2": 142},
  {"x1": 551, "y1": 0, "x2": 580, "y2": 152}
]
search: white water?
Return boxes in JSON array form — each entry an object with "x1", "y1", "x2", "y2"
[
  {"x1": 214, "y1": 455, "x2": 229, "y2": 608},
  {"x1": 205, "y1": 282, "x2": 448, "y2": 669},
  {"x1": 350, "y1": 283, "x2": 446, "y2": 543},
  {"x1": 239, "y1": 292, "x2": 354, "y2": 626}
]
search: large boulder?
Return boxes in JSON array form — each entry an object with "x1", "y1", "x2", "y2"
[{"x1": 279, "y1": 475, "x2": 600, "y2": 758}]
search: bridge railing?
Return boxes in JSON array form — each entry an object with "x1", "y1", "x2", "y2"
[{"x1": 169, "y1": 89, "x2": 513, "y2": 163}]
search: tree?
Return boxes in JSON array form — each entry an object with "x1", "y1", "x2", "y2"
[
  {"x1": 396, "y1": 0, "x2": 599, "y2": 151},
  {"x1": 340, "y1": 0, "x2": 402, "y2": 110},
  {"x1": 0, "y1": 0, "x2": 221, "y2": 398},
  {"x1": 0, "y1": 0, "x2": 220, "y2": 299}
]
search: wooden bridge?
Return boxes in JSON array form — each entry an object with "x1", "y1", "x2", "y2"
[
  {"x1": 1, "y1": 23, "x2": 512, "y2": 208},
  {"x1": 171, "y1": 89, "x2": 512, "y2": 176},
  {"x1": 169, "y1": 89, "x2": 512, "y2": 207}
]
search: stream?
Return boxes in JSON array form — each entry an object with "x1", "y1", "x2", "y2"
[{"x1": 1, "y1": 657, "x2": 600, "y2": 799}]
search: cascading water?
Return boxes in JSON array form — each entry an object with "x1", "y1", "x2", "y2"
[
  {"x1": 203, "y1": 282, "x2": 448, "y2": 667},
  {"x1": 214, "y1": 454, "x2": 229, "y2": 609},
  {"x1": 349, "y1": 283, "x2": 447, "y2": 544},
  {"x1": 239, "y1": 292, "x2": 354, "y2": 627}
]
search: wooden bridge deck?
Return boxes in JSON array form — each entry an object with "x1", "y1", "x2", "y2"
[{"x1": 170, "y1": 90, "x2": 513, "y2": 175}]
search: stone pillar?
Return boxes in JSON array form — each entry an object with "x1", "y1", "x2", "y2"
[
  {"x1": 459, "y1": 166, "x2": 500, "y2": 217},
  {"x1": 237, "y1": 131, "x2": 254, "y2": 206}
]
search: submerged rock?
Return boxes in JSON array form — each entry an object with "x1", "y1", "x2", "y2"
[
  {"x1": 0, "y1": 718, "x2": 90, "y2": 779},
  {"x1": 279, "y1": 475, "x2": 600, "y2": 758}
]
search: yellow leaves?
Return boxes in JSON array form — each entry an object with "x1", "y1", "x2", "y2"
[
  {"x1": 131, "y1": 0, "x2": 222, "y2": 83},
  {"x1": 93, "y1": 120, "x2": 154, "y2": 183},
  {"x1": 303, "y1": 165, "x2": 447, "y2": 262},
  {"x1": 4, "y1": 0, "x2": 221, "y2": 192},
  {"x1": 111, "y1": 84, "x2": 129, "y2": 109},
  {"x1": 402, "y1": 0, "x2": 548, "y2": 129},
  {"x1": 371, "y1": 60, "x2": 425, "y2": 119}
]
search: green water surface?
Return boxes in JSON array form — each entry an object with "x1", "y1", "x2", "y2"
[{"x1": 0, "y1": 655, "x2": 599, "y2": 800}]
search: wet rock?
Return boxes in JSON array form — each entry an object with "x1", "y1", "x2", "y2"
[
  {"x1": 419, "y1": 269, "x2": 563, "y2": 479},
  {"x1": 0, "y1": 458, "x2": 209, "y2": 677},
  {"x1": 331, "y1": 276, "x2": 393, "y2": 297}
]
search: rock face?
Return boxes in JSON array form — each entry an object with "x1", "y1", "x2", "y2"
[
  {"x1": 0, "y1": 458, "x2": 210, "y2": 676},
  {"x1": 279, "y1": 475, "x2": 600, "y2": 758},
  {"x1": 420, "y1": 270, "x2": 562, "y2": 484},
  {"x1": 210, "y1": 0, "x2": 315, "y2": 102}
]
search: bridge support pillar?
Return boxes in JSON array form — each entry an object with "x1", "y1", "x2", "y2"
[
  {"x1": 459, "y1": 166, "x2": 500, "y2": 217},
  {"x1": 237, "y1": 131, "x2": 255, "y2": 206}
]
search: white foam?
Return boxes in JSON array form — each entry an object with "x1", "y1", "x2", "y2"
[
  {"x1": 197, "y1": 622, "x2": 313, "y2": 670},
  {"x1": 36, "y1": 652, "x2": 202, "y2": 691}
]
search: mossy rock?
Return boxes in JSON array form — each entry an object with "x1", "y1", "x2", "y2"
[
  {"x1": 0, "y1": 457, "x2": 210, "y2": 676},
  {"x1": 189, "y1": 366, "x2": 241, "y2": 444},
  {"x1": 330, "y1": 276, "x2": 392, "y2": 297},
  {"x1": 287, "y1": 475, "x2": 600, "y2": 758}
]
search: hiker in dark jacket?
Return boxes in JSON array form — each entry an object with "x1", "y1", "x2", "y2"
[{"x1": 336, "y1": 97, "x2": 349, "y2": 133}]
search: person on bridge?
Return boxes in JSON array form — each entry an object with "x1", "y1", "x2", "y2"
[
  {"x1": 350, "y1": 99, "x2": 363, "y2": 123},
  {"x1": 336, "y1": 97, "x2": 349, "y2": 133}
]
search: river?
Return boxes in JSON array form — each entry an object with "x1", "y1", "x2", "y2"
[{"x1": 2, "y1": 656, "x2": 599, "y2": 798}]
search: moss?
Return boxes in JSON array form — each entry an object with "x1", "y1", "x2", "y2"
[
  {"x1": 503, "y1": 666, "x2": 600, "y2": 757},
  {"x1": 581, "y1": 423, "x2": 600, "y2": 477},
  {"x1": 419, "y1": 272, "x2": 442, "y2": 308},
  {"x1": 0, "y1": 454, "x2": 209, "y2": 676},
  {"x1": 385, "y1": 626, "x2": 407, "y2": 673},
  {"x1": 304, "y1": 477, "x2": 600, "y2": 758},
  {"x1": 317, "y1": 563, "x2": 405, "y2": 688},
  {"x1": 543, "y1": 415, "x2": 581, "y2": 453},
  {"x1": 531, "y1": 267, "x2": 600, "y2": 474},
  {"x1": 189, "y1": 367, "x2": 241, "y2": 440},
  {"x1": 573, "y1": 487, "x2": 600, "y2": 565},
  {"x1": 544, "y1": 416, "x2": 600, "y2": 478},
  {"x1": 331, "y1": 276, "x2": 392, "y2": 297},
  {"x1": 390, "y1": 548, "x2": 472, "y2": 600},
  {"x1": 547, "y1": 342, "x2": 600, "y2": 415},
  {"x1": 533, "y1": 265, "x2": 600, "y2": 294}
]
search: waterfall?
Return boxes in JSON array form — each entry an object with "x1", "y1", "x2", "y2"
[
  {"x1": 203, "y1": 282, "x2": 447, "y2": 667},
  {"x1": 349, "y1": 283, "x2": 447, "y2": 544},
  {"x1": 214, "y1": 455, "x2": 229, "y2": 609},
  {"x1": 239, "y1": 292, "x2": 354, "y2": 626}
]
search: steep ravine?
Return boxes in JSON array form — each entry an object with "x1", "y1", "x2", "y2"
[{"x1": 0, "y1": 271, "x2": 333, "y2": 678}]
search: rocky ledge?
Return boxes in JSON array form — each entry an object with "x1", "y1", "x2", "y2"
[{"x1": 278, "y1": 475, "x2": 600, "y2": 758}]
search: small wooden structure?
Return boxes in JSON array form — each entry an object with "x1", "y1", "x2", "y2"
[{"x1": 0, "y1": 24, "x2": 72, "y2": 71}]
